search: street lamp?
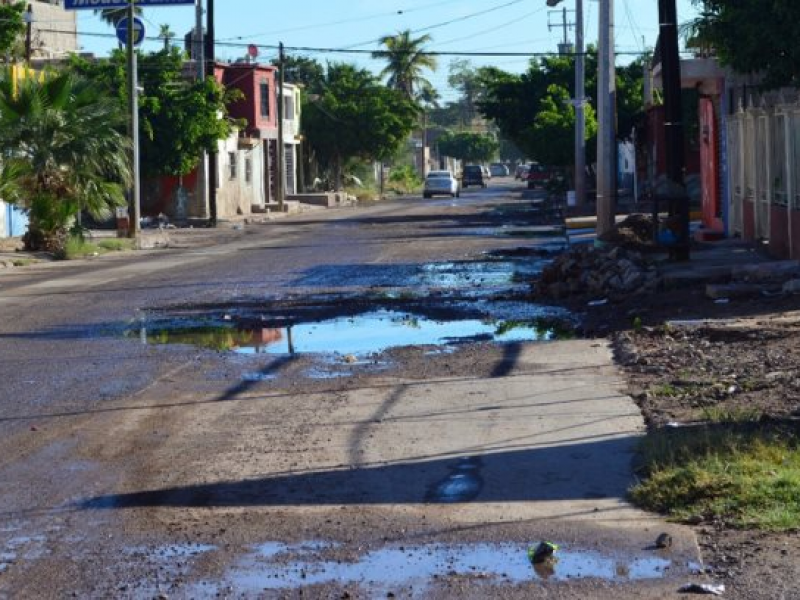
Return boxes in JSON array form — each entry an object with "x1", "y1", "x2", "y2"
[{"x1": 546, "y1": 0, "x2": 586, "y2": 210}]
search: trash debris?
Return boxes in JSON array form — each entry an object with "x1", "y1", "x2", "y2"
[
  {"x1": 528, "y1": 541, "x2": 559, "y2": 564},
  {"x1": 587, "y1": 298, "x2": 608, "y2": 307},
  {"x1": 666, "y1": 421, "x2": 683, "y2": 428},
  {"x1": 342, "y1": 354, "x2": 358, "y2": 364},
  {"x1": 714, "y1": 298, "x2": 730, "y2": 304},
  {"x1": 655, "y1": 533, "x2": 672, "y2": 549},
  {"x1": 678, "y1": 582, "x2": 725, "y2": 595}
]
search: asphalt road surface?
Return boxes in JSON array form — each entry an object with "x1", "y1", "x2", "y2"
[{"x1": 0, "y1": 180, "x2": 700, "y2": 598}]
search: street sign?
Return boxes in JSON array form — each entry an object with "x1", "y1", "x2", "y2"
[
  {"x1": 64, "y1": 0, "x2": 194, "y2": 9},
  {"x1": 116, "y1": 16, "x2": 145, "y2": 47}
]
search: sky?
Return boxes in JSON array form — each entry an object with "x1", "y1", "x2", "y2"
[{"x1": 67, "y1": 0, "x2": 700, "y2": 103}]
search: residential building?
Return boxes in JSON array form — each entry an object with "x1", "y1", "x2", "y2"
[{"x1": 28, "y1": 0, "x2": 78, "y2": 60}]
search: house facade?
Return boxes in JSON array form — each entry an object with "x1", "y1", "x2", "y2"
[{"x1": 146, "y1": 61, "x2": 301, "y2": 221}]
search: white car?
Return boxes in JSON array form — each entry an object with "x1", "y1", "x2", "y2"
[
  {"x1": 427, "y1": 170, "x2": 454, "y2": 179},
  {"x1": 423, "y1": 173, "x2": 460, "y2": 198}
]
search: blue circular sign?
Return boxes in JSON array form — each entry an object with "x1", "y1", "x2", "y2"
[{"x1": 116, "y1": 17, "x2": 146, "y2": 48}]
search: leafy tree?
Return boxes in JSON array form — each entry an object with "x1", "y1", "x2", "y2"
[
  {"x1": 690, "y1": 0, "x2": 800, "y2": 88},
  {"x1": 69, "y1": 48, "x2": 242, "y2": 179},
  {"x1": 372, "y1": 30, "x2": 437, "y2": 99},
  {"x1": 272, "y1": 55, "x2": 325, "y2": 91},
  {"x1": 437, "y1": 131, "x2": 499, "y2": 163},
  {"x1": 0, "y1": 69, "x2": 131, "y2": 254},
  {"x1": 302, "y1": 63, "x2": 419, "y2": 189},
  {"x1": 477, "y1": 47, "x2": 643, "y2": 168},
  {"x1": 0, "y1": 2, "x2": 26, "y2": 61}
]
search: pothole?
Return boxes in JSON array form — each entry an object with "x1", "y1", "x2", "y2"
[
  {"x1": 125, "y1": 308, "x2": 573, "y2": 357},
  {"x1": 194, "y1": 540, "x2": 685, "y2": 596}
]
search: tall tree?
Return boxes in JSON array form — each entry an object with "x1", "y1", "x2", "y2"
[
  {"x1": 372, "y1": 30, "x2": 437, "y2": 99},
  {"x1": 0, "y1": 69, "x2": 131, "y2": 254},
  {"x1": 302, "y1": 63, "x2": 419, "y2": 189},
  {"x1": 0, "y1": 1, "x2": 26, "y2": 61},
  {"x1": 272, "y1": 55, "x2": 325, "y2": 92},
  {"x1": 690, "y1": 0, "x2": 800, "y2": 88}
]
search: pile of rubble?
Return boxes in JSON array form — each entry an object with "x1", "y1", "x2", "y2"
[{"x1": 535, "y1": 245, "x2": 659, "y2": 299}]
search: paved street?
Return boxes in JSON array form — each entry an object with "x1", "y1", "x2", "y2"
[{"x1": 0, "y1": 181, "x2": 699, "y2": 598}]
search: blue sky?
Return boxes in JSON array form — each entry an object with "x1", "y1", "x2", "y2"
[{"x1": 70, "y1": 0, "x2": 699, "y2": 102}]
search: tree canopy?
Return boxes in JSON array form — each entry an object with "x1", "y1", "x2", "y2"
[
  {"x1": 436, "y1": 131, "x2": 499, "y2": 163},
  {"x1": 0, "y1": 2, "x2": 26, "y2": 60},
  {"x1": 690, "y1": 0, "x2": 800, "y2": 88},
  {"x1": 302, "y1": 62, "x2": 419, "y2": 188},
  {"x1": 477, "y1": 48, "x2": 643, "y2": 168},
  {"x1": 69, "y1": 48, "x2": 242, "y2": 179}
]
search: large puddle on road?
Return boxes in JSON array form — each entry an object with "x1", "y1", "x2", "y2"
[
  {"x1": 191, "y1": 541, "x2": 680, "y2": 596},
  {"x1": 127, "y1": 308, "x2": 571, "y2": 356}
]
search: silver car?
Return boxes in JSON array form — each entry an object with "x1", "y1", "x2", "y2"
[{"x1": 423, "y1": 174, "x2": 460, "y2": 198}]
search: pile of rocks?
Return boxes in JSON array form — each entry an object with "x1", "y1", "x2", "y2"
[{"x1": 535, "y1": 245, "x2": 659, "y2": 299}]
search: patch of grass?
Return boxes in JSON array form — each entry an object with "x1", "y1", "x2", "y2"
[
  {"x1": 11, "y1": 258, "x2": 37, "y2": 267},
  {"x1": 96, "y1": 238, "x2": 134, "y2": 252},
  {"x1": 630, "y1": 424, "x2": 800, "y2": 530},
  {"x1": 649, "y1": 383, "x2": 683, "y2": 397},
  {"x1": 701, "y1": 406, "x2": 764, "y2": 423},
  {"x1": 63, "y1": 237, "x2": 99, "y2": 259}
]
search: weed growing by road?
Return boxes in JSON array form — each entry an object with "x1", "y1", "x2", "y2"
[{"x1": 631, "y1": 423, "x2": 800, "y2": 530}]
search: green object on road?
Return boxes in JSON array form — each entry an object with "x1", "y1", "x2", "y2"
[{"x1": 528, "y1": 541, "x2": 559, "y2": 563}]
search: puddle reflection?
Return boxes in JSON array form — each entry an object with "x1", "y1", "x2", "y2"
[
  {"x1": 205, "y1": 541, "x2": 674, "y2": 596},
  {"x1": 129, "y1": 310, "x2": 570, "y2": 357}
]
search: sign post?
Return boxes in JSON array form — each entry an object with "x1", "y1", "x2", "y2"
[{"x1": 64, "y1": 0, "x2": 194, "y2": 242}]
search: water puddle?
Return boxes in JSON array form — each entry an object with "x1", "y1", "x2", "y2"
[
  {"x1": 127, "y1": 309, "x2": 569, "y2": 357},
  {"x1": 201, "y1": 541, "x2": 677, "y2": 596}
]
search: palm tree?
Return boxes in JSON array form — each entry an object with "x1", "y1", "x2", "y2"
[
  {"x1": 0, "y1": 69, "x2": 131, "y2": 255},
  {"x1": 158, "y1": 24, "x2": 175, "y2": 52},
  {"x1": 372, "y1": 30, "x2": 437, "y2": 100},
  {"x1": 95, "y1": 8, "x2": 141, "y2": 28}
]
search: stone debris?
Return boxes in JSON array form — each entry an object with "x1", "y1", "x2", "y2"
[{"x1": 534, "y1": 245, "x2": 659, "y2": 299}]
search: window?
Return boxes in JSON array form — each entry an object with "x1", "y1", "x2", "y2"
[
  {"x1": 283, "y1": 95, "x2": 294, "y2": 120},
  {"x1": 260, "y1": 81, "x2": 270, "y2": 118},
  {"x1": 228, "y1": 152, "x2": 237, "y2": 180},
  {"x1": 245, "y1": 157, "x2": 252, "y2": 184}
]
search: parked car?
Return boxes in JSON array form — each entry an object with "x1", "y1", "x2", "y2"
[
  {"x1": 461, "y1": 164, "x2": 487, "y2": 188},
  {"x1": 514, "y1": 164, "x2": 530, "y2": 180},
  {"x1": 526, "y1": 163, "x2": 554, "y2": 189},
  {"x1": 489, "y1": 163, "x2": 510, "y2": 177},
  {"x1": 427, "y1": 169, "x2": 454, "y2": 179},
  {"x1": 423, "y1": 173, "x2": 460, "y2": 198},
  {"x1": 481, "y1": 165, "x2": 492, "y2": 181}
]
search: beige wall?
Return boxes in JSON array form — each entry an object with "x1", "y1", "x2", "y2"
[{"x1": 30, "y1": 1, "x2": 78, "y2": 59}]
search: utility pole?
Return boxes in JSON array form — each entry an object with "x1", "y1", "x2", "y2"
[
  {"x1": 547, "y1": 0, "x2": 586, "y2": 208},
  {"x1": 658, "y1": 0, "x2": 690, "y2": 260},
  {"x1": 205, "y1": 0, "x2": 217, "y2": 226},
  {"x1": 24, "y1": 4, "x2": 32, "y2": 62},
  {"x1": 574, "y1": 0, "x2": 586, "y2": 208},
  {"x1": 127, "y1": 0, "x2": 141, "y2": 241},
  {"x1": 277, "y1": 41, "x2": 286, "y2": 212},
  {"x1": 194, "y1": 0, "x2": 207, "y2": 222},
  {"x1": 596, "y1": 0, "x2": 616, "y2": 236}
]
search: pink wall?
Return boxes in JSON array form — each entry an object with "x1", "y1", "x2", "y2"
[{"x1": 220, "y1": 64, "x2": 277, "y2": 135}]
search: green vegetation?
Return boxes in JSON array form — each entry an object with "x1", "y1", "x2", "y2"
[
  {"x1": 69, "y1": 48, "x2": 242, "y2": 180},
  {"x1": 436, "y1": 131, "x2": 499, "y2": 163},
  {"x1": 688, "y1": 0, "x2": 800, "y2": 89},
  {"x1": 303, "y1": 63, "x2": 419, "y2": 191},
  {"x1": 0, "y1": 69, "x2": 131, "y2": 256},
  {"x1": 63, "y1": 236, "x2": 134, "y2": 260},
  {"x1": 372, "y1": 30, "x2": 437, "y2": 100},
  {"x1": 631, "y1": 424, "x2": 800, "y2": 530},
  {"x1": 0, "y1": 2, "x2": 25, "y2": 59},
  {"x1": 387, "y1": 165, "x2": 422, "y2": 195}
]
